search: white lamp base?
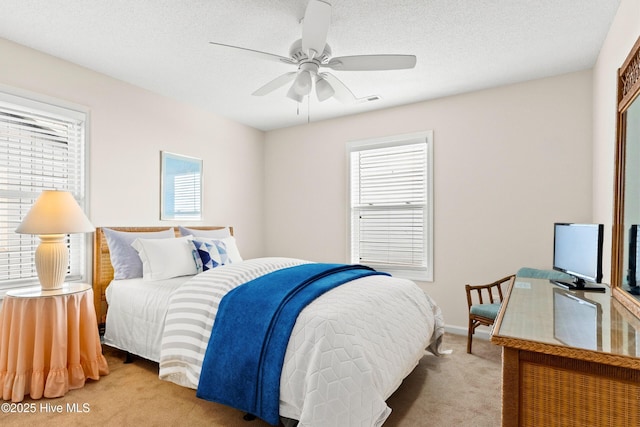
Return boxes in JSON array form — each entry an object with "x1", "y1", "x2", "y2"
[{"x1": 35, "y1": 234, "x2": 68, "y2": 290}]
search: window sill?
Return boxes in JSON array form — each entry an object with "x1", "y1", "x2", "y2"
[{"x1": 368, "y1": 266, "x2": 432, "y2": 283}]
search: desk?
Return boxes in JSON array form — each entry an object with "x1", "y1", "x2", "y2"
[
  {"x1": 492, "y1": 277, "x2": 640, "y2": 427},
  {"x1": 0, "y1": 283, "x2": 109, "y2": 402}
]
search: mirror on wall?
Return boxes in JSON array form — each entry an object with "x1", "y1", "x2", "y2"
[{"x1": 612, "y1": 36, "x2": 640, "y2": 318}]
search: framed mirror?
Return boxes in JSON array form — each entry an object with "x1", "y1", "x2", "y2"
[{"x1": 612, "y1": 36, "x2": 640, "y2": 318}]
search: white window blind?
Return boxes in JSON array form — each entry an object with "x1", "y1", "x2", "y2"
[
  {"x1": 349, "y1": 132, "x2": 433, "y2": 281},
  {"x1": 173, "y1": 172, "x2": 201, "y2": 217},
  {"x1": 0, "y1": 93, "x2": 87, "y2": 292},
  {"x1": 160, "y1": 152, "x2": 202, "y2": 220}
]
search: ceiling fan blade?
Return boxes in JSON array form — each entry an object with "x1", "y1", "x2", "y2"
[
  {"x1": 325, "y1": 54, "x2": 417, "y2": 71},
  {"x1": 302, "y1": 0, "x2": 331, "y2": 58},
  {"x1": 209, "y1": 42, "x2": 295, "y2": 65},
  {"x1": 320, "y1": 73, "x2": 356, "y2": 104},
  {"x1": 252, "y1": 72, "x2": 297, "y2": 96}
]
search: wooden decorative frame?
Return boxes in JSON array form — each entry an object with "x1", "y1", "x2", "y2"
[{"x1": 612, "y1": 36, "x2": 640, "y2": 319}]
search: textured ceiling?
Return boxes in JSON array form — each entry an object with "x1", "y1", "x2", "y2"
[{"x1": 0, "y1": 0, "x2": 621, "y2": 131}]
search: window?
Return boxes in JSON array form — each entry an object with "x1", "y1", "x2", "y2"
[
  {"x1": 0, "y1": 91, "x2": 88, "y2": 293},
  {"x1": 348, "y1": 131, "x2": 433, "y2": 281}
]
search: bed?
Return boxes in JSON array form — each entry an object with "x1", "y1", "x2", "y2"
[{"x1": 95, "y1": 226, "x2": 445, "y2": 426}]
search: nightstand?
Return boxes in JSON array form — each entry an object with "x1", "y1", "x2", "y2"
[{"x1": 0, "y1": 283, "x2": 109, "y2": 402}]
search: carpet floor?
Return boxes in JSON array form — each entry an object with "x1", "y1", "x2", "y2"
[{"x1": 0, "y1": 333, "x2": 502, "y2": 426}]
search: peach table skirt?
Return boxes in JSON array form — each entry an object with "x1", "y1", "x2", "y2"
[{"x1": 0, "y1": 288, "x2": 109, "y2": 402}]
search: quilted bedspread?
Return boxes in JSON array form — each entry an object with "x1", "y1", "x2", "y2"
[{"x1": 158, "y1": 257, "x2": 445, "y2": 427}]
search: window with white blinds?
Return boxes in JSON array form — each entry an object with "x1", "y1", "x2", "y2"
[
  {"x1": 348, "y1": 132, "x2": 433, "y2": 281},
  {"x1": 0, "y1": 91, "x2": 87, "y2": 292}
]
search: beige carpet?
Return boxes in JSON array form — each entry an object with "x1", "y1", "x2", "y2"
[{"x1": 0, "y1": 333, "x2": 501, "y2": 426}]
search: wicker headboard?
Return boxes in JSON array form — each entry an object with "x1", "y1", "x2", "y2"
[{"x1": 92, "y1": 226, "x2": 232, "y2": 324}]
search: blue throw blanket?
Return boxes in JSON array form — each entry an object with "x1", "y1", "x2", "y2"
[{"x1": 196, "y1": 263, "x2": 389, "y2": 425}]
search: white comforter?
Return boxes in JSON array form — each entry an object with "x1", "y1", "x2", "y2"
[
  {"x1": 104, "y1": 275, "x2": 191, "y2": 362},
  {"x1": 158, "y1": 257, "x2": 444, "y2": 426}
]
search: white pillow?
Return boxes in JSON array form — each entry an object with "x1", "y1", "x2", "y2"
[
  {"x1": 220, "y1": 236, "x2": 243, "y2": 263},
  {"x1": 178, "y1": 226, "x2": 231, "y2": 239},
  {"x1": 102, "y1": 227, "x2": 175, "y2": 279},
  {"x1": 131, "y1": 236, "x2": 198, "y2": 281}
]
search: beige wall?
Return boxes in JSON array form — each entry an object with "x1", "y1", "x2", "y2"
[
  {"x1": 592, "y1": 0, "x2": 640, "y2": 284},
  {"x1": 264, "y1": 71, "x2": 593, "y2": 332},
  {"x1": 0, "y1": 38, "x2": 266, "y2": 259}
]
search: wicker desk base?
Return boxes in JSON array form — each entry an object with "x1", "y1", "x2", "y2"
[{"x1": 502, "y1": 347, "x2": 640, "y2": 427}]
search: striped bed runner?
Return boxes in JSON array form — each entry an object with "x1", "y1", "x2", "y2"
[{"x1": 158, "y1": 257, "x2": 308, "y2": 388}]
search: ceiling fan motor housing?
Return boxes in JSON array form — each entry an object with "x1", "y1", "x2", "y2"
[{"x1": 289, "y1": 39, "x2": 332, "y2": 64}]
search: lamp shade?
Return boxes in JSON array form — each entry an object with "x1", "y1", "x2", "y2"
[
  {"x1": 291, "y1": 70, "x2": 312, "y2": 96},
  {"x1": 16, "y1": 190, "x2": 94, "y2": 235},
  {"x1": 286, "y1": 84, "x2": 305, "y2": 103},
  {"x1": 315, "y1": 75, "x2": 335, "y2": 102}
]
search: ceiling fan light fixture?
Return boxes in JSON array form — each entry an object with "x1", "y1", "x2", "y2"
[
  {"x1": 209, "y1": 0, "x2": 419, "y2": 108},
  {"x1": 291, "y1": 70, "x2": 312, "y2": 96},
  {"x1": 315, "y1": 75, "x2": 334, "y2": 102},
  {"x1": 286, "y1": 84, "x2": 305, "y2": 103}
]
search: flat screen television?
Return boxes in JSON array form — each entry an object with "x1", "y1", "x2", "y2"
[
  {"x1": 552, "y1": 223, "x2": 605, "y2": 292},
  {"x1": 627, "y1": 224, "x2": 640, "y2": 294}
]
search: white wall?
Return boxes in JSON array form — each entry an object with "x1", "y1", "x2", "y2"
[
  {"x1": 264, "y1": 71, "x2": 593, "y2": 331},
  {"x1": 592, "y1": 0, "x2": 640, "y2": 283},
  {"x1": 0, "y1": 38, "x2": 266, "y2": 259}
]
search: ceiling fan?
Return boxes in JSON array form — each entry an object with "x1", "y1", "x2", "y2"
[{"x1": 209, "y1": 0, "x2": 416, "y2": 104}]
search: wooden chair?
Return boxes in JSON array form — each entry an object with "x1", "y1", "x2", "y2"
[{"x1": 465, "y1": 275, "x2": 515, "y2": 353}]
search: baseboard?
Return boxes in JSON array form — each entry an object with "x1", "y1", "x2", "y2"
[{"x1": 444, "y1": 324, "x2": 492, "y2": 341}]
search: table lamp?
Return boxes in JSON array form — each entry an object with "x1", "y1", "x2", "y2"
[{"x1": 15, "y1": 190, "x2": 94, "y2": 290}]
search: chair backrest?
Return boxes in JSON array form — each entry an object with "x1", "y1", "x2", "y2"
[
  {"x1": 516, "y1": 267, "x2": 573, "y2": 281},
  {"x1": 465, "y1": 275, "x2": 515, "y2": 309}
]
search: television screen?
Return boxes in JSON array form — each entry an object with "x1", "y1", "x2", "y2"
[
  {"x1": 553, "y1": 223, "x2": 604, "y2": 284},
  {"x1": 553, "y1": 289, "x2": 601, "y2": 350},
  {"x1": 629, "y1": 225, "x2": 640, "y2": 288}
]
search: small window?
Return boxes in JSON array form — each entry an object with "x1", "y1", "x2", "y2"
[
  {"x1": 348, "y1": 131, "x2": 433, "y2": 281},
  {"x1": 0, "y1": 91, "x2": 88, "y2": 292}
]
